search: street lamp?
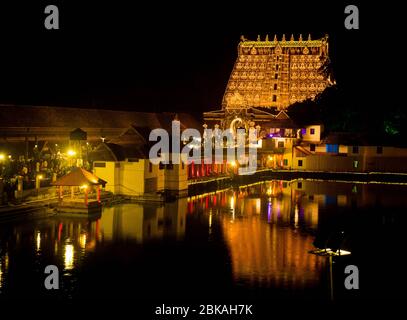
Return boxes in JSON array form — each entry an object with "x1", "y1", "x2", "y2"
[
  {"x1": 67, "y1": 149, "x2": 76, "y2": 157},
  {"x1": 36, "y1": 174, "x2": 43, "y2": 194}
]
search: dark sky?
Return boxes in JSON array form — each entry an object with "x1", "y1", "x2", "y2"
[{"x1": 0, "y1": 1, "x2": 401, "y2": 114}]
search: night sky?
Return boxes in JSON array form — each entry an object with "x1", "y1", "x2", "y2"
[{"x1": 0, "y1": 1, "x2": 401, "y2": 115}]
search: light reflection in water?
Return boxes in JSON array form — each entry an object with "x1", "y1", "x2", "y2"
[
  {"x1": 36, "y1": 231, "x2": 41, "y2": 252},
  {"x1": 294, "y1": 204, "x2": 299, "y2": 227},
  {"x1": 0, "y1": 253, "x2": 9, "y2": 290},
  {"x1": 64, "y1": 243, "x2": 74, "y2": 270},
  {"x1": 230, "y1": 194, "x2": 235, "y2": 221},
  {"x1": 79, "y1": 233, "x2": 87, "y2": 250},
  {"x1": 267, "y1": 200, "x2": 272, "y2": 222},
  {"x1": 222, "y1": 216, "x2": 324, "y2": 288},
  {"x1": 208, "y1": 210, "x2": 212, "y2": 229},
  {"x1": 1, "y1": 180, "x2": 407, "y2": 298},
  {"x1": 189, "y1": 180, "x2": 324, "y2": 290}
]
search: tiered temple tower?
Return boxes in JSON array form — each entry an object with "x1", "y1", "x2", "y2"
[{"x1": 222, "y1": 34, "x2": 332, "y2": 111}]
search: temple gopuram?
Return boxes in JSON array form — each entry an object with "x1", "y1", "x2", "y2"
[{"x1": 204, "y1": 34, "x2": 334, "y2": 131}]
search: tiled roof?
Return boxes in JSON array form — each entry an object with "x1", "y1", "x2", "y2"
[{"x1": 52, "y1": 167, "x2": 106, "y2": 186}]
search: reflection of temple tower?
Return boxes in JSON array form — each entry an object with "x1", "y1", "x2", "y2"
[{"x1": 219, "y1": 186, "x2": 324, "y2": 290}]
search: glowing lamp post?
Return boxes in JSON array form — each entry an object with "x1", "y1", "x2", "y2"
[
  {"x1": 67, "y1": 149, "x2": 76, "y2": 157},
  {"x1": 36, "y1": 174, "x2": 43, "y2": 195},
  {"x1": 67, "y1": 149, "x2": 77, "y2": 167},
  {"x1": 69, "y1": 128, "x2": 87, "y2": 167}
]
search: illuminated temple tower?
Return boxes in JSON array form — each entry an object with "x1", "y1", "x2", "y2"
[
  {"x1": 204, "y1": 34, "x2": 333, "y2": 130},
  {"x1": 224, "y1": 33, "x2": 332, "y2": 110}
]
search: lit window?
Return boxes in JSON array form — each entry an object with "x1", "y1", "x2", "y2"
[
  {"x1": 326, "y1": 144, "x2": 339, "y2": 153},
  {"x1": 353, "y1": 160, "x2": 359, "y2": 168}
]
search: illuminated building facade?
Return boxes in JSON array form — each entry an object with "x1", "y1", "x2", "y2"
[
  {"x1": 204, "y1": 34, "x2": 333, "y2": 136},
  {"x1": 223, "y1": 34, "x2": 332, "y2": 110}
]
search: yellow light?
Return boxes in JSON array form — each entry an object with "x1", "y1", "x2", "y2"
[
  {"x1": 324, "y1": 248, "x2": 351, "y2": 256},
  {"x1": 67, "y1": 149, "x2": 76, "y2": 156},
  {"x1": 36, "y1": 232, "x2": 41, "y2": 251},
  {"x1": 312, "y1": 248, "x2": 352, "y2": 256},
  {"x1": 8, "y1": 155, "x2": 11, "y2": 159},
  {"x1": 294, "y1": 204, "x2": 299, "y2": 226},
  {"x1": 230, "y1": 194, "x2": 236, "y2": 220},
  {"x1": 79, "y1": 234, "x2": 87, "y2": 249},
  {"x1": 230, "y1": 195, "x2": 235, "y2": 208},
  {"x1": 337, "y1": 250, "x2": 352, "y2": 256},
  {"x1": 266, "y1": 187, "x2": 272, "y2": 196},
  {"x1": 80, "y1": 184, "x2": 88, "y2": 190},
  {"x1": 64, "y1": 244, "x2": 74, "y2": 270},
  {"x1": 4, "y1": 254, "x2": 8, "y2": 269},
  {"x1": 37, "y1": 175, "x2": 43, "y2": 180},
  {"x1": 0, "y1": 154, "x2": 5, "y2": 160},
  {"x1": 230, "y1": 160, "x2": 237, "y2": 167}
]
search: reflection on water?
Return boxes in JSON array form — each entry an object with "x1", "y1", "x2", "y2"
[
  {"x1": 64, "y1": 242, "x2": 74, "y2": 271},
  {"x1": 188, "y1": 180, "x2": 325, "y2": 293},
  {"x1": 222, "y1": 209, "x2": 323, "y2": 290},
  {"x1": 0, "y1": 199, "x2": 188, "y2": 297},
  {"x1": 1, "y1": 180, "x2": 407, "y2": 299},
  {"x1": 98, "y1": 200, "x2": 186, "y2": 243}
]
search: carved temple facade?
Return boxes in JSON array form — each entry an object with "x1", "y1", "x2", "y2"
[
  {"x1": 204, "y1": 34, "x2": 333, "y2": 133},
  {"x1": 223, "y1": 34, "x2": 332, "y2": 111}
]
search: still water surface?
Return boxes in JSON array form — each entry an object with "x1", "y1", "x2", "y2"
[{"x1": 1, "y1": 180, "x2": 407, "y2": 300}]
